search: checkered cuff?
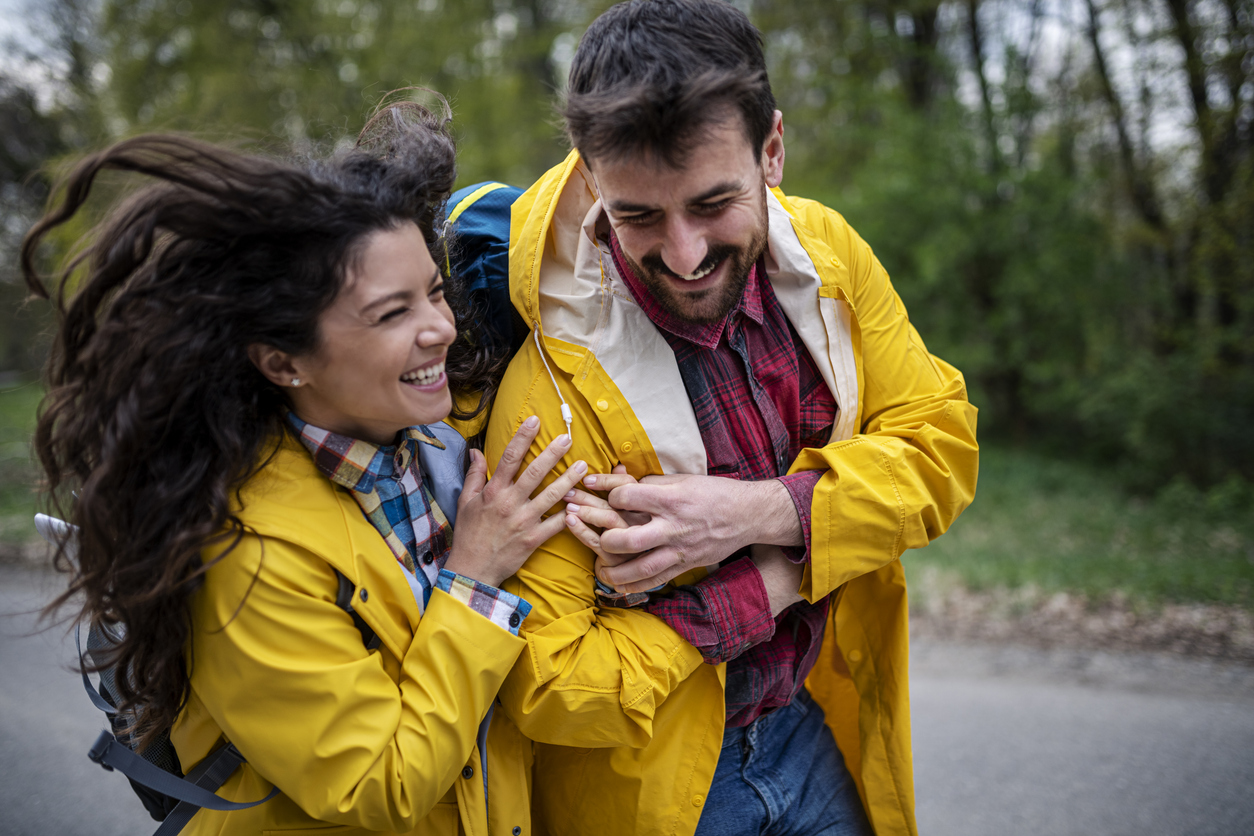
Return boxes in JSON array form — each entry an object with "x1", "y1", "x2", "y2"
[
  {"x1": 777, "y1": 470, "x2": 823, "y2": 563},
  {"x1": 435, "y1": 569, "x2": 532, "y2": 636}
]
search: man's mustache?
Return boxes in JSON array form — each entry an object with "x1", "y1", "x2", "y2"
[{"x1": 641, "y1": 243, "x2": 738, "y2": 281}]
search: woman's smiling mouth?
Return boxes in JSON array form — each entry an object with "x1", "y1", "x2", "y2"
[{"x1": 401, "y1": 359, "x2": 446, "y2": 389}]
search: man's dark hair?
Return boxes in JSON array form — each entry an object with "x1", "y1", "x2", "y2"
[{"x1": 563, "y1": 0, "x2": 776, "y2": 168}]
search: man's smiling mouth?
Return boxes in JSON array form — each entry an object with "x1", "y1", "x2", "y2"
[{"x1": 676, "y1": 260, "x2": 720, "y2": 281}]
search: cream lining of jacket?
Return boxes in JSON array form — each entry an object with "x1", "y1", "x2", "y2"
[{"x1": 530, "y1": 158, "x2": 860, "y2": 471}]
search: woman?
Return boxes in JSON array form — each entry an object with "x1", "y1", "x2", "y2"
[{"x1": 23, "y1": 104, "x2": 583, "y2": 835}]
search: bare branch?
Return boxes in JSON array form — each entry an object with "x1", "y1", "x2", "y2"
[{"x1": 1085, "y1": 0, "x2": 1167, "y2": 230}]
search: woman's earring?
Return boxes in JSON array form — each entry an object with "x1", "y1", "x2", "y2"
[{"x1": 291, "y1": 378, "x2": 302, "y2": 387}]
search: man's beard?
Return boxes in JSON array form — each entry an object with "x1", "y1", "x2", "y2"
[{"x1": 624, "y1": 210, "x2": 769, "y2": 326}]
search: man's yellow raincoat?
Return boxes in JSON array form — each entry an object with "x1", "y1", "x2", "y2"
[
  {"x1": 171, "y1": 431, "x2": 534, "y2": 836},
  {"x1": 485, "y1": 150, "x2": 979, "y2": 836}
]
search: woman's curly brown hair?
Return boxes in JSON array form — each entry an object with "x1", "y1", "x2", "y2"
[{"x1": 22, "y1": 99, "x2": 499, "y2": 749}]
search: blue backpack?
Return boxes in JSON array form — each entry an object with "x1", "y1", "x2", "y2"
[
  {"x1": 441, "y1": 181, "x2": 527, "y2": 357},
  {"x1": 49, "y1": 182, "x2": 525, "y2": 835}
]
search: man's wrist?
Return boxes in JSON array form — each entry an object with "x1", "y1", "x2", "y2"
[{"x1": 740, "y1": 479, "x2": 804, "y2": 548}]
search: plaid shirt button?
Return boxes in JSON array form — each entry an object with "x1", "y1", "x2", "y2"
[{"x1": 509, "y1": 612, "x2": 521, "y2": 628}]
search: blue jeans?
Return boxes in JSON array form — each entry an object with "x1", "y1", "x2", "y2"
[{"x1": 694, "y1": 688, "x2": 873, "y2": 836}]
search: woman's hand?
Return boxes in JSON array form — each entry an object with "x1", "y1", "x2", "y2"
[
  {"x1": 444, "y1": 416, "x2": 587, "y2": 588},
  {"x1": 562, "y1": 465, "x2": 651, "y2": 588}
]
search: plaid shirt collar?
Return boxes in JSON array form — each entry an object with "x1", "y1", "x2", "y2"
[
  {"x1": 284, "y1": 412, "x2": 446, "y2": 495},
  {"x1": 607, "y1": 227, "x2": 765, "y2": 350}
]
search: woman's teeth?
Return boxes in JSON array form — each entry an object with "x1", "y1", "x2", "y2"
[{"x1": 401, "y1": 361, "x2": 445, "y2": 385}]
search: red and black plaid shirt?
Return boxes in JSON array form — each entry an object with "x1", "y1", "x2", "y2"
[{"x1": 608, "y1": 232, "x2": 838, "y2": 727}]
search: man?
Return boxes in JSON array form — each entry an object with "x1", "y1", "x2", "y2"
[{"x1": 484, "y1": 2, "x2": 978, "y2": 834}]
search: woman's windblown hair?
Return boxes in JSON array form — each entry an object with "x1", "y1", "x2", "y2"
[{"x1": 22, "y1": 100, "x2": 485, "y2": 749}]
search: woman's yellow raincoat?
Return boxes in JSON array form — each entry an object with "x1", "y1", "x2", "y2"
[
  {"x1": 171, "y1": 431, "x2": 534, "y2": 836},
  {"x1": 485, "y1": 150, "x2": 979, "y2": 836}
]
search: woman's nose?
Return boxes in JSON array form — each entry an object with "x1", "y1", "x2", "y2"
[{"x1": 417, "y1": 309, "x2": 457, "y2": 347}]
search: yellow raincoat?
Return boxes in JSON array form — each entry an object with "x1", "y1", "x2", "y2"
[
  {"x1": 171, "y1": 430, "x2": 534, "y2": 836},
  {"x1": 485, "y1": 150, "x2": 979, "y2": 836}
]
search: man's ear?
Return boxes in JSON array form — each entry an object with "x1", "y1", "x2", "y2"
[
  {"x1": 761, "y1": 110, "x2": 785, "y2": 189},
  {"x1": 248, "y1": 343, "x2": 303, "y2": 389}
]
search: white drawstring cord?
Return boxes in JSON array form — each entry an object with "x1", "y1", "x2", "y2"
[{"x1": 533, "y1": 325, "x2": 574, "y2": 439}]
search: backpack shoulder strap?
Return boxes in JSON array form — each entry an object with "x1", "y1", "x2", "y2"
[{"x1": 87, "y1": 732, "x2": 279, "y2": 820}]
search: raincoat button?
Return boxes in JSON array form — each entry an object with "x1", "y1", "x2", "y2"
[
  {"x1": 848, "y1": 649, "x2": 862, "y2": 663},
  {"x1": 596, "y1": 398, "x2": 609, "y2": 411},
  {"x1": 693, "y1": 794, "x2": 704, "y2": 807},
  {"x1": 358, "y1": 588, "x2": 368, "y2": 602},
  {"x1": 620, "y1": 442, "x2": 633, "y2": 453},
  {"x1": 513, "y1": 828, "x2": 522, "y2": 835},
  {"x1": 462, "y1": 765, "x2": 474, "y2": 779}
]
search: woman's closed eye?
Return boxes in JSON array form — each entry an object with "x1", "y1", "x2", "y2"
[{"x1": 378, "y1": 306, "x2": 410, "y2": 323}]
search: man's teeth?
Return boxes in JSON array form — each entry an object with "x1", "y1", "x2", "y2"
[
  {"x1": 401, "y1": 361, "x2": 445, "y2": 384},
  {"x1": 678, "y1": 262, "x2": 716, "y2": 281}
]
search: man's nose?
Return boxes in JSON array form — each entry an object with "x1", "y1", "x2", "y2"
[{"x1": 659, "y1": 216, "x2": 708, "y2": 277}]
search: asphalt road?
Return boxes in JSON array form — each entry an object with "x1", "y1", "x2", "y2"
[{"x1": 2, "y1": 563, "x2": 1252, "y2": 836}]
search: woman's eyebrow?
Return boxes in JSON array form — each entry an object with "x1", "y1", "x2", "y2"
[{"x1": 360, "y1": 289, "x2": 414, "y2": 315}]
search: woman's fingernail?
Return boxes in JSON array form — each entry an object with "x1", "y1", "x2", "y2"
[
  {"x1": 574, "y1": 460, "x2": 587, "y2": 472},
  {"x1": 564, "y1": 490, "x2": 575, "y2": 499},
  {"x1": 524, "y1": 415, "x2": 540, "y2": 428},
  {"x1": 584, "y1": 475, "x2": 597, "y2": 486},
  {"x1": 557, "y1": 433, "x2": 571, "y2": 445},
  {"x1": 566, "y1": 503, "x2": 580, "y2": 513}
]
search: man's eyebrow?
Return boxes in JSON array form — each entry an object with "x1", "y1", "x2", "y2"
[
  {"x1": 688, "y1": 181, "x2": 745, "y2": 203},
  {"x1": 606, "y1": 181, "x2": 745, "y2": 214}
]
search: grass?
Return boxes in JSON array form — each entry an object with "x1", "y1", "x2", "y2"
[
  {"x1": 904, "y1": 445, "x2": 1254, "y2": 611},
  {"x1": 0, "y1": 380, "x2": 44, "y2": 546},
  {"x1": 1, "y1": 382, "x2": 1251, "y2": 610}
]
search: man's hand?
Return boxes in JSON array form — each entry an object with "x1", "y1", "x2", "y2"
[{"x1": 573, "y1": 473, "x2": 803, "y2": 593}]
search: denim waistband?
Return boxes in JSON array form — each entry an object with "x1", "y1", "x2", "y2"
[{"x1": 721, "y1": 689, "x2": 814, "y2": 749}]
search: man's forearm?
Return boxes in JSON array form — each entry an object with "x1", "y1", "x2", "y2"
[{"x1": 751, "y1": 477, "x2": 806, "y2": 549}]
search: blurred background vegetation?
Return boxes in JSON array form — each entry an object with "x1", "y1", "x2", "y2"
[{"x1": 0, "y1": 0, "x2": 1250, "y2": 610}]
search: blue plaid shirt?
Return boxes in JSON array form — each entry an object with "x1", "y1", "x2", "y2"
[{"x1": 286, "y1": 413, "x2": 530, "y2": 635}]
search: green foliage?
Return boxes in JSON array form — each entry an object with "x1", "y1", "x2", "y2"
[
  {"x1": 2, "y1": 0, "x2": 1251, "y2": 494},
  {"x1": 95, "y1": 0, "x2": 592, "y2": 186},
  {"x1": 0, "y1": 381, "x2": 43, "y2": 545},
  {"x1": 905, "y1": 445, "x2": 1254, "y2": 609},
  {"x1": 760, "y1": 0, "x2": 1253, "y2": 492}
]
